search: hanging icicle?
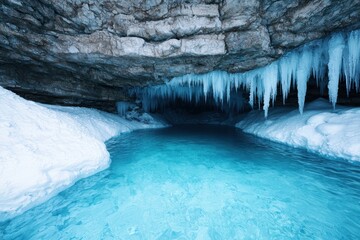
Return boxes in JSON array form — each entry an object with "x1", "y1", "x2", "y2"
[{"x1": 132, "y1": 29, "x2": 360, "y2": 117}]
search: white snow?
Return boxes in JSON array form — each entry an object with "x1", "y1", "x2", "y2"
[
  {"x1": 236, "y1": 98, "x2": 360, "y2": 161},
  {"x1": 134, "y1": 29, "x2": 360, "y2": 116},
  {"x1": 0, "y1": 87, "x2": 166, "y2": 221}
]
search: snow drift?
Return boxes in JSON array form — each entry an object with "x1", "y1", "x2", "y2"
[
  {"x1": 236, "y1": 99, "x2": 360, "y2": 161},
  {"x1": 0, "y1": 87, "x2": 165, "y2": 221}
]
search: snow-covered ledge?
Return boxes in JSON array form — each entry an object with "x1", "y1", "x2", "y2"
[
  {"x1": 0, "y1": 87, "x2": 166, "y2": 221},
  {"x1": 236, "y1": 99, "x2": 360, "y2": 162}
]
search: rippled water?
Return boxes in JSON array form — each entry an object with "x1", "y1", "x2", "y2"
[{"x1": 1, "y1": 125, "x2": 360, "y2": 239}]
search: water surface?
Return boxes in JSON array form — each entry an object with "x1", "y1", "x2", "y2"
[{"x1": 1, "y1": 125, "x2": 360, "y2": 239}]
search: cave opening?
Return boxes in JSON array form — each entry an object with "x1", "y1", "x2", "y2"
[
  {"x1": 2, "y1": 0, "x2": 360, "y2": 238},
  {"x1": 128, "y1": 75, "x2": 360, "y2": 124}
]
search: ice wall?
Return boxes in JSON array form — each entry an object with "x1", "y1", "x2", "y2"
[{"x1": 133, "y1": 29, "x2": 360, "y2": 117}]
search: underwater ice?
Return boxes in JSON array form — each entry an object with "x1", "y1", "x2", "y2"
[{"x1": 135, "y1": 29, "x2": 360, "y2": 117}]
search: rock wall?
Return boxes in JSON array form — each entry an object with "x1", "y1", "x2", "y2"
[{"x1": 1, "y1": 0, "x2": 360, "y2": 111}]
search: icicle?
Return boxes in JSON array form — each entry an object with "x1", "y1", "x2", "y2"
[
  {"x1": 226, "y1": 78, "x2": 231, "y2": 104},
  {"x1": 262, "y1": 63, "x2": 278, "y2": 118},
  {"x1": 249, "y1": 77, "x2": 255, "y2": 108},
  {"x1": 211, "y1": 71, "x2": 225, "y2": 104},
  {"x1": 279, "y1": 53, "x2": 297, "y2": 104},
  {"x1": 343, "y1": 40, "x2": 352, "y2": 96},
  {"x1": 328, "y1": 33, "x2": 345, "y2": 108},
  {"x1": 312, "y1": 40, "x2": 327, "y2": 92},
  {"x1": 347, "y1": 30, "x2": 360, "y2": 92},
  {"x1": 289, "y1": 52, "x2": 299, "y2": 91},
  {"x1": 296, "y1": 47, "x2": 313, "y2": 114},
  {"x1": 256, "y1": 74, "x2": 264, "y2": 110},
  {"x1": 131, "y1": 29, "x2": 360, "y2": 117},
  {"x1": 116, "y1": 101, "x2": 130, "y2": 116},
  {"x1": 203, "y1": 76, "x2": 210, "y2": 102}
]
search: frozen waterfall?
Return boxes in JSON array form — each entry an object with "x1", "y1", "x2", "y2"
[{"x1": 133, "y1": 29, "x2": 360, "y2": 117}]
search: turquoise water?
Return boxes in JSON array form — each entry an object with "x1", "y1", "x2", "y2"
[{"x1": 1, "y1": 125, "x2": 360, "y2": 239}]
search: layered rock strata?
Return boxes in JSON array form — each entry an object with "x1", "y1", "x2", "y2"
[{"x1": 1, "y1": 0, "x2": 360, "y2": 110}]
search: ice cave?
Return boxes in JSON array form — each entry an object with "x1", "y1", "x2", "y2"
[{"x1": 1, "y1": 1, "x2": 360, "y2": 239}]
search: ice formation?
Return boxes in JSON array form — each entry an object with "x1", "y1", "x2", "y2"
[
  {"x1": 116, "y1": 101, "x2": 136, "y2": 116},
  {"x1": 328, "y1": 34, "x2": 345, "y2": 108},
  {"x1": 134, "y1": 29, "x2": 360, "y2": 117},
  {"x1": 0, "y1": 87, "x2": 165, "y2": 221}
]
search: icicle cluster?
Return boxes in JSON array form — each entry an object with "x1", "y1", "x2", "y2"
[
  {"x1": 133, "y1": 29, "x2": 360, "y2": 117},
  {"x1": 116, "y1": 101, "x2": 134, "y2": 116},
  {"x1": 131, "y1": 83, "x2": 246, "y2": 114}
]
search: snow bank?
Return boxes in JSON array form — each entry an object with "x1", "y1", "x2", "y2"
[
  {"x1": 236, "y1": 99, "x2": 360, "y2": 161},
  {"x1": 0, "y1": 87, "x2": 166, "y2": 221}
]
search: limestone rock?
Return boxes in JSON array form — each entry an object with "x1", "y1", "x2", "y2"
[{"x1": 0, "y1": 0, "x2": 360, "y2": 111}]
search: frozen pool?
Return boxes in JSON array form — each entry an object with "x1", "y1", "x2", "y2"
[{"x1": 1, "y1": 125, "x2": 360, "y2": 239}]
